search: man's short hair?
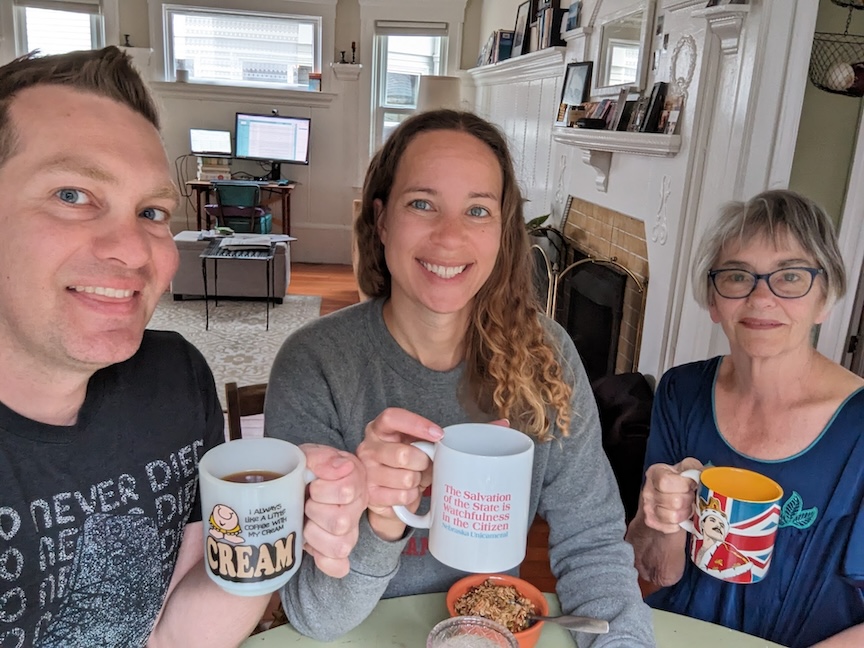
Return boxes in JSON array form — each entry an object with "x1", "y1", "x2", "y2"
[{"x1": 0, "y1": 46, "x2": 159, "y2": 167}]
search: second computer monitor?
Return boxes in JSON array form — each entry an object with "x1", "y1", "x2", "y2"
[
  {"x1": 234, "y1": 112, "x2": 310, "y2": 181},
  {"x1": 190, "y1": 128, "x2": 232, "y2": 157}
]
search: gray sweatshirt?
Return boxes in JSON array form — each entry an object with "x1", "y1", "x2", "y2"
[{"x1": 264, "y1": 298, "x2": 655, "y2": 647}]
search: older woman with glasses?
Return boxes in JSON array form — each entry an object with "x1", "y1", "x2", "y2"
[{"x1": 626, "y1": 189, "x2": 864, "y2": 648}]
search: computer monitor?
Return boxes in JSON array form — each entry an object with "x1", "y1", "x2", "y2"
[
  {"x1": 234, "y1": 112, "x2": 310, "y2": 181},
  {"x1": 190, "y1": 128, "x2": 233, "y2": 157}
]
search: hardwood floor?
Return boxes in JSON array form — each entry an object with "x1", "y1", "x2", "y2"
[{"x1": 287, "y1": 263, "x2": 360, "y2": 315}]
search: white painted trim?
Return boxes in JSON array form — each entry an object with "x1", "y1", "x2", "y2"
[
  {"x1": 817, "y1": 99, "x2": 864, "y2": 364},
  {"x1": 102, "y1": 0, "x2": 119, "y2": 45},
  {"x1": 330, "y1": 62, "x2": 362, "y2": 81},
  {"x1": 766, "y1": 0, "x2": 819, "y2": 188},
  {"x1": 151, "y1": 81, "x2": 336, "y2": 108},
  {"x1": 551, "y1": 128, "x2": 681, "y2": 156},
  {"x1": 466, "y1": 47, "x2": 566, "y2": 84}
]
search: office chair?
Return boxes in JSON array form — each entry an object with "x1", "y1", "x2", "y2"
[
  {"x1": 205, "y1": 181, "x2": 273, "y2": 234},
  {"x1": 224, "y1": 381, "x2": 268, "y2": 441}
]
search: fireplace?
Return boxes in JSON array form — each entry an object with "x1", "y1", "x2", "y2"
[
  {"x1": 531, "y1": 200, "x2": 652, "y2": 521},
  {"x1": 555, "y1": 249, "x2": 627, "y2": 383},
  {"x1": 531, "y1": 196, "x2": 649, "y2": 378}
]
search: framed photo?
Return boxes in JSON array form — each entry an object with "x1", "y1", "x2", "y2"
[
  {"x1": 512, "y1": 2, "x2": 532, "y2": 58},
  {"x1": 562, "y1": 62, "x2": 592, "y2": 105},
  {"x1": 556, "y1": 61, "x2": 593, "y2": 125},
  {"x1": 627, "y1": 97, "x2": 650, "y2": 132},
  {"x1": 639, "y1": 81, "x2": 668, "y2": 133},
  {"x1": 661, "y1": 94, "x2": 684, "y2": 134},
  {"x1": 565, "y1": 1, "x2": 582, "y2": 32}
]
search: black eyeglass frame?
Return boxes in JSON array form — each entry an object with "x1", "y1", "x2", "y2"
[{"x1": 707, "y1": 267, "x2": 825, "y2": 300}]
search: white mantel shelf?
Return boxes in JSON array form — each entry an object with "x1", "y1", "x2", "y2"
[
  {"x1": 466, "y1": 47, "x2": 566, "y2": 84},
  {"x1": 552, "y1": 127, "x2": 682, "y2": 192}
]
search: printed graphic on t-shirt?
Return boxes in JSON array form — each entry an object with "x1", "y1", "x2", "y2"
[
  {"x1": 0, "y1": 439, "x2": 204, "y2": 647},
  {"x1": 779, "y1": 491, "x2": 818, "y2": 530}
]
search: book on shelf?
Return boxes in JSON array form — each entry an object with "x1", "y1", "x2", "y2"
[
  {"x1": 640, "y1": 82, "x2": 669, "y2": 133},
  {"x1": 607, "y1": 87, "x2": 634, "y2": 131},
  {"x1": 615, "y1": 100, "x2": 639, "y2": 131},
  {"x1": 493, "y1": 30, "x2": 515, "y2": 63},
  {"x1": 537, "y1": 7, "x2": 567, "y2": 49}
]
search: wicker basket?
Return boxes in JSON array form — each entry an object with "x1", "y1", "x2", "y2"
[{"x1": 809, "y1": 31, "x2": 864, "y2": 97}]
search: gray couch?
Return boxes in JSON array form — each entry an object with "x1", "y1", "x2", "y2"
[{"x1": 171, "y1": 231, "x2": 290, "y2": 302}]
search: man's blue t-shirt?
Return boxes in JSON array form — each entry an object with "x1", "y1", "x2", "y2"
[{"x1": 644, "y1": 357, "x2": 864, "y2": 647}]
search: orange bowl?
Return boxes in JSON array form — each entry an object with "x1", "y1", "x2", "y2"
[{"x1": 446, "y1": 573, "x2": 548, "y2": 648}]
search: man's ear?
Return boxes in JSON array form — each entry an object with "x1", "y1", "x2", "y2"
[{"x1": 374, "y1": 199, "x2": 386, "y2": 243}]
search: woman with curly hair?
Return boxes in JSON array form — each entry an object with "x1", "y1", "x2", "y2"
[{"x1": 264, "y1": 109, "x2": 653, "y2": 646}]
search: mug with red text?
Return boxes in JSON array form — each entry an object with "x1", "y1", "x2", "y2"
[
  {"x1": 679, "y1": 466, "x2": 783, "y2": 584},
  {"x1": 393, "y1": 423, "x2": 534, "y2": 573}
]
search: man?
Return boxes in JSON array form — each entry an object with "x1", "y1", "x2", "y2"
[{"x1": 0, "y1": 46, "x2": 367, "y2": 646}]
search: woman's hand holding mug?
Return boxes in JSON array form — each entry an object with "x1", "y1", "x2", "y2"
[
  {"x1": 356, "y1": 408, "x2": 444, "y2": 541},
  {"x1": 641, "y1": 458, "x2": 704, "y2": 535}
]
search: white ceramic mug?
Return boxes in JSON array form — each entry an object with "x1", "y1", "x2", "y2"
[
  {"x1": 198, "y1": 438, "x2": 314, "y2": 596},
  {"x1": 394, "y1": 423, "x2": 534, "y2": 573}
]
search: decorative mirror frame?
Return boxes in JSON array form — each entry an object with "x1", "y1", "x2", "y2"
[{"x1": 591, "y1": 0, "x2": 656, "y2": 97}]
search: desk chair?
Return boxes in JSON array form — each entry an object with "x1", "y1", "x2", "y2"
[
  {"x1": 224, "y1": 381, "x2": 268, "y2": 441},
  {"x1": 206, "y1": 181, "x2": 272, "y2": 234}
]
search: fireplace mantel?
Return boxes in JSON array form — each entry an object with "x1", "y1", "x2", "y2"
[{"x1": 552, "y1": 127, "x2": 681, "y2": 192}]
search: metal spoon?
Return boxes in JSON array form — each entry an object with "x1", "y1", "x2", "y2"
[{"x1": 530, "y1": 614, "x2": 610, "y2": 634}]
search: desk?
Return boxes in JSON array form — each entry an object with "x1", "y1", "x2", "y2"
[
  {"x1": 186, "y1": 180, "x2": 296, "y2": 234},
  {"x1": 200, "y1": 240, "x2": 276, "y2": 330},
  {"x1": 239, "y1": 593, "x2": 783, "y2": 647}
]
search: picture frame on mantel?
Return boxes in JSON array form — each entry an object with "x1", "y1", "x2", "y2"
[
  {"x1": 512, "y1": 1, "x2": 532, "y2": 58},
  {"x1": 556, "y1": 61, "x2": 593, "y2": 126}
]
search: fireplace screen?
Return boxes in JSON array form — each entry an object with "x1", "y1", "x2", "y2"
[
  {"x1": 556, "y1": 252, "x2": 627, "y2": 383},
  {"x1": 532, "y1": 239, "x2": 633, "y2": 383}
]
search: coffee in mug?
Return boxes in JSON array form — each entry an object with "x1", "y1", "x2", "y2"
[
  {"x1": 393, "y1": 423, "x2": 534, "y2": 573},
  {"x1": 198, "y1": 438, "x2": 314, "y2": 596},
  {"x1": 679, "y1": 466, "x2": 783, "y2": 584},
  {"x1": 222, "y1": 470, "x2": 284, "y2": 484}
]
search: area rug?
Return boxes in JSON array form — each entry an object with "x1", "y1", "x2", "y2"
[{"x1": 147, "y1": 294, "x2": 321, "y2": 408}]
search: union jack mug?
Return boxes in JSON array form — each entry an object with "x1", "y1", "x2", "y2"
[{"x1": 679, "y1": 466, "x2": 783, "y2": 584}]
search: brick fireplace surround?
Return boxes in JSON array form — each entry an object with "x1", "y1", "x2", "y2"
[{"x1": 561, "y1": 197, "x2": 649, "y2": 375}]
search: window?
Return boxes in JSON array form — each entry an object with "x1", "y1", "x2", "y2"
[
  {"x1": 373, "y1": 21, "x2": 447, "y2": 148},
  {"x1": 14, "y1": 0, "x2": 105, "y2": 56},
  {"x1": 604, "y1": 40, "x2": 640, "y2": 86},
  {"x1": 164, "y1": 6, "x2": 321, "y2": 88}
]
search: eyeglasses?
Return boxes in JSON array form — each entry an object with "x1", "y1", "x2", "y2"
[{"x1": 708, "y1": 267, "x2": 824, "y2": 299}]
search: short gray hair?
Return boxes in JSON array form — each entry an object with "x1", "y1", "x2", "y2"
[{"x1": 691, "y1": 189, "x2": 846, "y2": 309}]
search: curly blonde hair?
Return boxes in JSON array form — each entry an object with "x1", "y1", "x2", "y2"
[{"x1": 355, "y1": 110, "x2": 572, "y2": 440}]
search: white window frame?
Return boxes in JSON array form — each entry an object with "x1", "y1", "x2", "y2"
[
  {"x1": 12, "y1": 0, "x2": 110, "y2": 56},
  {"x1": 372, "y1": 21, "x2": 448, "y2": 149},
  {"x1": 160, "y1": 3, "x2": 322, "y2": 89}
]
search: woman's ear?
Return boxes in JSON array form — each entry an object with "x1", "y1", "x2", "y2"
[{"x1": 707, "y1": 291, "x2": 721, "y2": 324}]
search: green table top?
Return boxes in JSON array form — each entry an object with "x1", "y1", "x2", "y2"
[{"x1": 239, "y1": 592, "x2": 783, "y2": 647}]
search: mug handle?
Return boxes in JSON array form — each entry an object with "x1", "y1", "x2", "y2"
[
  {"x1": 392, "y1": 441, "x2": 436, "y2": 528},
  {"x1": 677, "y1": 469, "x2": 702, "y2": 535}
]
